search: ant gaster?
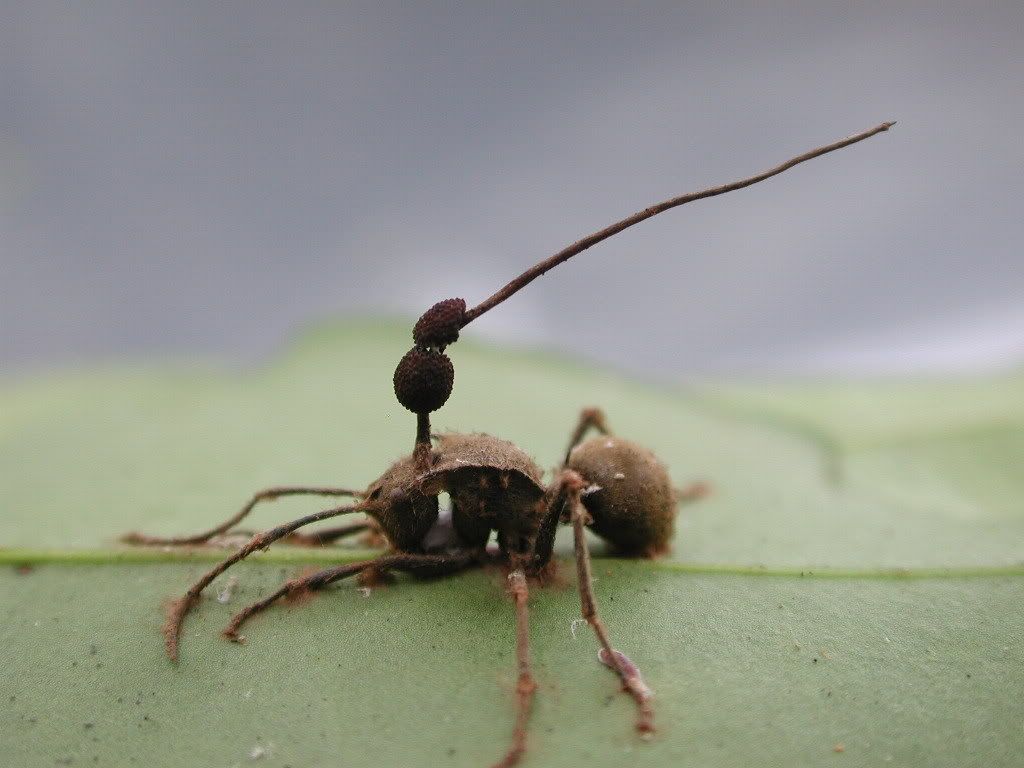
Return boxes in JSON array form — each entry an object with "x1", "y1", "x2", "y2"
[{"x1": 124, "y1": 122, "x2": 895, "y2": 768}]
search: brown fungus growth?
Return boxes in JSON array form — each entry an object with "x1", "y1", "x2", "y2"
[
  {"x1": 393, "y1": 347, "x2": 454, "y2": 415},
  {"x1": 124, "y1": 122, "x2": 895, "y2": 768},
  {"x1": 412, "y1": 297, "x2": 467, "y2": 348}
]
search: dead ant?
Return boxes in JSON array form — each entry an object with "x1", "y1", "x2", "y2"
[{"x1": 124, "y1": 121, "x2": 894, "y2": 768}]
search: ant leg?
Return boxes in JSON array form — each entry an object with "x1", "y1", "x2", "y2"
[
  {"x1": 285, "y1": 521, "x2": 372, "y2": 547},
  {"x1": 531, "y1": 461, "x2": 598, "y2": 575},
  {"x1": 562, "y1": 407, "x2": 610, "y2": 464},
  {"x1": 162, "y1": 502, "x2": 364, "y2": 662},
  {"x1": 675, "y1": 481, "x2": 711, "y2": 504},
  {"x1": 565, "y1": 479, "x2": 655, "y2": 734},
  {"x1": 492, "y1": 566, "x2": 537, "y2": 768},
  {"x1": 534, "y1": 411, "x2": 612, "y2": 570},
  {"x1": 122, "y1": 486, "x2": 363, "y2": 546},
  {"x1": 531, "y1": 477, "x2": 571, "y2": 574},
  {"x1": 206, "y1": 519, "x2": 378, "y2": 547},
  {"x1": 221, "y1": 550, "x2": 478, "y2": 640}
]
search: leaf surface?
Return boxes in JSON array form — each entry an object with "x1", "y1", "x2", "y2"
[{"x1": 1, "y1": 323, "x2": 1021, "y2": 767}]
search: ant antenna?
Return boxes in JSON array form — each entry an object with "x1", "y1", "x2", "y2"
[{"x1": 393, "y1": 121, "x2": 896, "y2": 466}]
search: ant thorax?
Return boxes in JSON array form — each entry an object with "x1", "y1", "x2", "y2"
[{"x1": 419, "y1": 432, "x2": 547, "y2": 554}]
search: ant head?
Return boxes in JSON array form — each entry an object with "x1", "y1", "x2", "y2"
[{"x1": 362, "y1": 455, "x2": 440, "y2": 551}]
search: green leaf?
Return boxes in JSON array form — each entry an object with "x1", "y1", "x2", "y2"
[{"x1": 2, "y1": 323, "x2": 1021, "y2": 767}]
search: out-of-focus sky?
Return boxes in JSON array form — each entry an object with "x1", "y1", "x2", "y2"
[{"x1": 2, "y1": 1, "x2": 1022, "y2": 378}]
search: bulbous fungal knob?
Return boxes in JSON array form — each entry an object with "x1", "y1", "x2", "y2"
[
  {"x1": 413, "y1": 298, "x2": 466, "y2": 348},
  {"x1": 393, "y1": 346, "x2": 454, "y2": 413}
]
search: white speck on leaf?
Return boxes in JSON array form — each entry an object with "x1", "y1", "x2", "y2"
[
  {"x1": 570, "y1": 619, "x2": 585, "y2": 639},
  {"x1": 217, "y1": 576, "x2": 239, "y2": 604},
  {"x1": 249, "y1": 742, "x2": 272, "y2": 760}
]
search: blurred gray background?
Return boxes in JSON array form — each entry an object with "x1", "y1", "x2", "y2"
[{"x1": 2, "y1": 1, "x2": 1022, "y2": 379}]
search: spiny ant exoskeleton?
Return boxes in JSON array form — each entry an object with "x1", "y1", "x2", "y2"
[{"x1": 124, "y1": 122, "x2": 894, "y2": 768}]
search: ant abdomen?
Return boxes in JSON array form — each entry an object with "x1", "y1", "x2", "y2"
[{"x1": 567, "y1": 436, "x2": 675, "y2": 557}]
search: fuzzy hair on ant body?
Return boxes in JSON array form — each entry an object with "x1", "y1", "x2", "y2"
[{"x1": 124, "y1": 122, "x2": 895, "y2": 768}]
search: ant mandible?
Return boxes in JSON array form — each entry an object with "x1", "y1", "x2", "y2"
[{"x1": 124, "y1": 121, "x2": 895, "y2": 768}]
